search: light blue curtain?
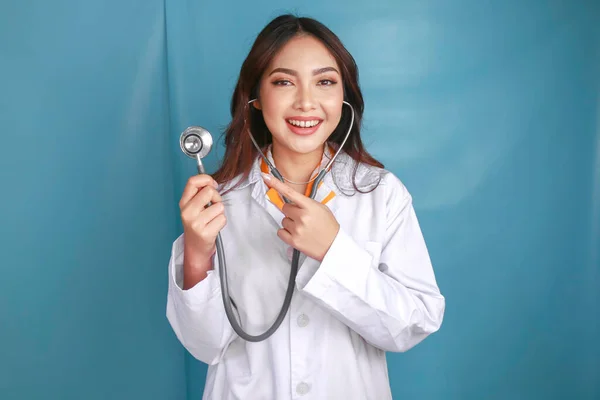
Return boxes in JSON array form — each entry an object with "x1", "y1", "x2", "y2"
[
  {"x1": 1, "y1": 1, "x2": 598, "y2": 399},
  {"x1": 0, "y1": 1, "x2": 185, "y2": 399}
]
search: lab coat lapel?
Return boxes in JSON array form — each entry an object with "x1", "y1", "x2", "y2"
[
  {"x1": 316, "y1": 169, "x2": 341, "y2": 215},
  {"x1": 250, "y1": 176, "x2": 284, "y2": 229}
]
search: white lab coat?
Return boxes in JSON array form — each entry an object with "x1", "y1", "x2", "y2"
[{"x1": 166, "y1": 148, "x2": 445, "y2": 400}]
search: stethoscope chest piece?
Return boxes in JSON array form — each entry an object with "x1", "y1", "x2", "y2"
[{"x1": 180, "y1": 126, "x2": 213, "y2": 159}]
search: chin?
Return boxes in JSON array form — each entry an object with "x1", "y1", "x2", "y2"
[{"x1": 278, "y1": 134, "x2": 329, "y2": 155}]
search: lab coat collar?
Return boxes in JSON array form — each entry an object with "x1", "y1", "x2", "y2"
[
  {"x1": 246, "y1": 145, "x2": 332, "y2": 216},
  {"x1": 220, "y1": 142, "x2": 383, "y2": 211},
  {"x1": 260, "y1": 144, "x2": 336, "y2": 208}
]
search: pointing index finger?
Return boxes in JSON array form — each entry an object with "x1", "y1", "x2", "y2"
[{"x1": 261, "y1": 172, "x2": 308, "y2": 207}]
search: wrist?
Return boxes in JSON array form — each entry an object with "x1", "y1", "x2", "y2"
[
  {"x1": 183, "y1": 247, "x2": 214, "y2": 289},
  {"x1": 317, "y1": 223, "x2": 340, "y2": 261}
]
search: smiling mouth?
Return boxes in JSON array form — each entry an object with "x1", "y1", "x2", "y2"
[
  {"x1": 286, "y1": 119, "x2": 321, "y2": 128},
  {"x1": 285, "y1": 119, "x2": 323, "y2": 135}
]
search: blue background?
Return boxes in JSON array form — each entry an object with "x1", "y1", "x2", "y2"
[{"x1": 1, "y1": 0, "x2": 598, "y2": 399}]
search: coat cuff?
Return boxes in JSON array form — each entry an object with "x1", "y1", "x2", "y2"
[{"x1": 169, "y1": 235, "x2": 221, "y2": 307}]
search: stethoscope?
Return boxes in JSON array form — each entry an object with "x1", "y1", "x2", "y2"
[{"x1": 179, "y1": 100, "x2": 354, "y2": 342}]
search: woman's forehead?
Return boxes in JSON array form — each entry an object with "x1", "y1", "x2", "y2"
[{"x1": 267, "y1": 35, "x2": 340, "y2": 73}]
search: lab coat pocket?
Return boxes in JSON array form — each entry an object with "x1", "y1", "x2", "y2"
[{"x1": 364, "y1": 241, "x2": 383, "y2": 270}]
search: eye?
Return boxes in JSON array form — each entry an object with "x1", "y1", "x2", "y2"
[
  {"x1": 272, "y1": 79, "x2": 293, "y2": 86},
  {"x1": 318, "y1": 79, "x2": 337, "y2": 86}
]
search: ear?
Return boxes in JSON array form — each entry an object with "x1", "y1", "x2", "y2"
[{"x1": 252, "y1": 99, "x2": 262, "y2": 110}]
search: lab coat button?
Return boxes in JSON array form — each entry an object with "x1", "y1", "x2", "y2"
[
  {"x1": 297, "y1": 314, "x2": 309, "y2": 327},
  {"x1": 296, "y1": 382, "x2": 310, "y2": 395}
]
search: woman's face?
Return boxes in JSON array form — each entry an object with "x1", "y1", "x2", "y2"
[{"x1": 254, "y1": 34, "x2": 344, "y2": 157}]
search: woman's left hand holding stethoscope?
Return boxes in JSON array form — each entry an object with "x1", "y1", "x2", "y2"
[{"x1": 262, "y1": 172, "x2": 340, "y2": 262}]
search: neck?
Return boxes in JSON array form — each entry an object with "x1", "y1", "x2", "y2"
[{"x1": 271, "y1": 143, "x2": 325, "y2": 191}]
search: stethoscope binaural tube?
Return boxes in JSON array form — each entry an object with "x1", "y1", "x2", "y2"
[{"x1": 179, "y1": 102, "x2": 354, "y2": 342}]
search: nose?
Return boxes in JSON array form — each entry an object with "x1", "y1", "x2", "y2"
[{"x1": 293, "y1": 84, "x2": 316, "y2": 112}]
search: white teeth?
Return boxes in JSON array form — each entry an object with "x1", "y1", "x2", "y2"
[{"x1": 287, "y1": 119, "x2": 320, "y2": 128}]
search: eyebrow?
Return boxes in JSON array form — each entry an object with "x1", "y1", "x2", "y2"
[{"x1": 268, "y1": 66, "x2": 340, "y2": 76}]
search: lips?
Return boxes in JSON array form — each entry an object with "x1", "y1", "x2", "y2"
[{"x1": 286, "y1": 117, "x2": 323, "y2": 136}]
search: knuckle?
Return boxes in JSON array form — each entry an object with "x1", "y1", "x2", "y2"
[
  {"x1": 197, "y1": 190, "x2": 210, "y2": 203},
  {"x1": 188, "y1": 175, "x2": 201, "y2": 187},
  {"x1": 289, "y1": 236, "x2": 298, "y2": 247},
  {"x1": 180, "y1": 209, "x2": 191, "y2": 222},
  {"x1": 190, "y1": 219, "x2": 203, "y2": 231},
  {"x1": 205, "y1": 186, "x2": 217, "y2": 197},
  {"x1": 198, "y1": 229, "x2": 210, "y2": 242},
  {"x1": 191, "y1": 174, "x2": 213, "y2": 187}
]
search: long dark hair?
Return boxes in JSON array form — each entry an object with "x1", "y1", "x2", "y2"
[{"x1": 213, "y1": 14, "x2": 384, "y2": 192}]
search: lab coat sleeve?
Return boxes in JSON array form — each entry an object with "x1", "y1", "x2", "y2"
[
  {"x1": 166, "y1": 234, "x2": 236, "y2": 365},
  {"x1": 297, "y1": 173, "x2": 445, "y2": 353}
]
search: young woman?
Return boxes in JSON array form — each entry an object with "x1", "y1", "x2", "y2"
[{"x1": 166, "y1": 14, "x2": 445, "y2": 400}]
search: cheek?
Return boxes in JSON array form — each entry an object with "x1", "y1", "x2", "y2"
[
  {"x1": 262, "y1": 105, "x2": 285, "y2": 134},
  {"x1": 258, "y1": 86, "x2": 284, "y2": 125},
  {"x1": 323, "y1": 98, "x2": 344, "y2": 125},
  {"x1": 320, "y1": 87, "x2": 344, "y2": 118}
]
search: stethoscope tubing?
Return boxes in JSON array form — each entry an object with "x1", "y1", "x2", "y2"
[{"x1": 196, "y1": 101, "x2": 354, "y2": 342}]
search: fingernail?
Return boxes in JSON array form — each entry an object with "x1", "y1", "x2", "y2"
[{"x1": 261, "y1": 172, "x2": 271, "y2": 181}]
